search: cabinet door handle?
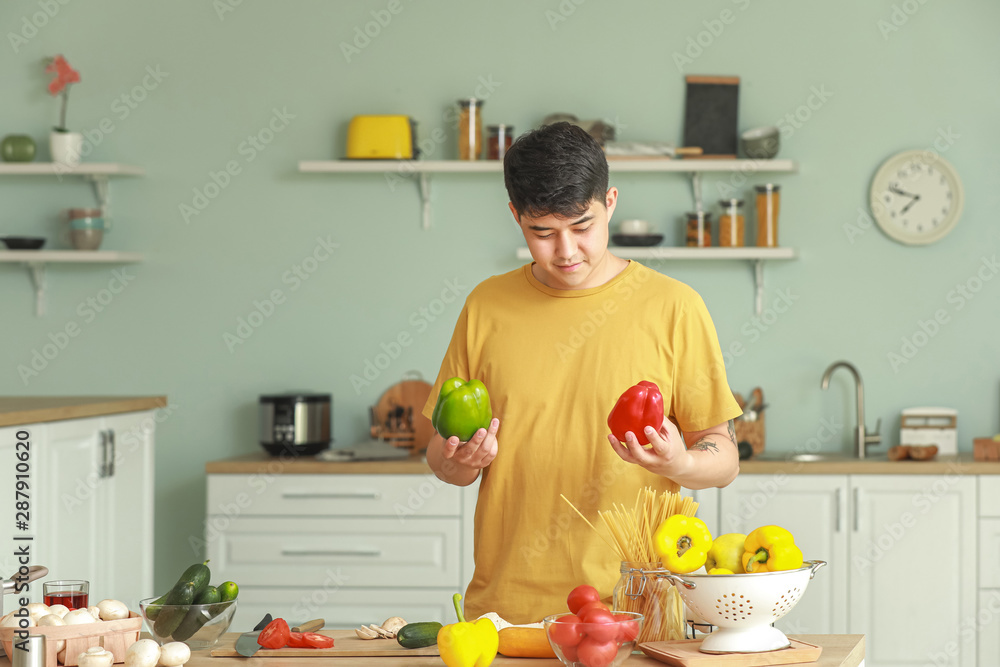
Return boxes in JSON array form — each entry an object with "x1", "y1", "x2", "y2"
[
  {"x1": 99, "y1": 430, "x2": 109, "y2": 478},
  {"x1": 834, "y1": 488, "x2": 842, "y2": 532},
  {"x1": 281, "y1": 548, "x2": 382, "y2": 558},
  {"x1": 107, "y1": 429, "x2": 116, "y2": 477},
  {"x1": 853, "y1": 487, "x2": 861, "y2": 532},
  {"x1": 281, "y1": 492, "x2": 382, "y2": 500}
]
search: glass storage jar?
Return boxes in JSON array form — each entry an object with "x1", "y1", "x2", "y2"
[
  {"x1": 755, "y1": 184, "x2": 780, "y2": 247},
  {"x1": 613, "y1": 561, "x2": 686, "y2": 644},
  {"x1": 685, "y1": 211, "x2": 712, "y2": 247},
  {"x1": 486, "y1": 124, "x2": 513, "y2": 160},
  {"x1": 718, "y1": 198, "x2": 745, "y2": 247},
  {"x1": 457, "y1": 98, "x2": 483, "y2": 160}
]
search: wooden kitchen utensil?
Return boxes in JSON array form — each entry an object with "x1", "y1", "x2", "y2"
[
  {"x1": 370, "y1": 372, "x2": 433, "y2": 452},
  {"x1": 640, "y1": 638, "x2": 821, "y2": 666},
  {"x1": 210, "y1": 630, "x2": 440, "y2": 657},
  {"x1": 734, "y1": 388, "x2": 766, "y2": 455}
]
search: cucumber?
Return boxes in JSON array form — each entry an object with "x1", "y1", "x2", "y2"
[
  {"x1": 152, "y1": 581, "x2": 195, "y2": 638},
  {"x1": 143, "y1": 593, "x2": 168, "y2": 621},
  {"x1": 170, "y1": 586, "x2": 221, "y2": 642},
  {"x1": 217, "y1": 581, "x2": 239, "y2": 602},
  {"x1": 396, "y1": 622, "x2": 443, "y2": 649},
  {"x1": 177, "y1": 560, "x2": 212, "y2": 599}
]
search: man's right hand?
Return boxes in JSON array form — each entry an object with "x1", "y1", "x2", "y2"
[{"x1": 428, "y1": 418, "x2": 500, "y2": 485}]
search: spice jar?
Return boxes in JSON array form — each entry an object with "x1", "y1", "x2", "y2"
[
  {"x1": 755, "y1": 184, "x2": 781, "y2": 247},
  {"x1": 613, "y1": 561, "x2": 686, "y2": 643},
  {"x1": 486, "y1": 124, "x2": 513, "y2": 160},
  {"x1": 685, "y1": 211, "x2": 712, "y2": 247},
  {"x1": 457, "y1": 98, "x2": 483, "y2": 160},
  {"x1": 718, "y1": 198, "x2": 745, "y2": 247}
]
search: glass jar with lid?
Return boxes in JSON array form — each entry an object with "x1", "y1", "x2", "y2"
[
  {"x1": 685, "y1": 211, "x2": 712, "y2": 247},
  {"x1": 755, "y1": 184, "x2": 781, "y2": 247},
  {"x1": 457, "y1": 98, "x2": 483, "y2": 160},
  {"x1": 612, "y1": 561, "x2": 687, "y2": 644},
  {"x1": 486, "y1": 124, "x2": 513, "y2": 160},
  {"x1": 718, "y1": 198, "x2": 745, "y2": 247}
]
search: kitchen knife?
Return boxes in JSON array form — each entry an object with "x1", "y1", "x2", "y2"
[
  {"x1": 235, "y1": 613, "x2": 273, "y2": 657},
  {"x1": 291, "y1": 619, "x2": 325, "y2": 633}
]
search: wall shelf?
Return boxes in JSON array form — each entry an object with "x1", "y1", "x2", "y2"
[
  {"x1": 297, "y1": 159, "x2": 798, "y2": 230},
  {"x1": 0, "y1": 162, "x2": 145, "y2": 217},
  {"x1": 0, "y1": 251, "x2": 145, "y2": 317},
  {"x1": 514, "y1": 246, "x2": 796, "y2": 315}
]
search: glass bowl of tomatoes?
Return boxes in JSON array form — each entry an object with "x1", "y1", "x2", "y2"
[
  {"x1": 139, "y1": 598, "x2": 237, "y2": 650},
  {"x1": 543, "y1": 611, "x2": 644, "y2": 667}
]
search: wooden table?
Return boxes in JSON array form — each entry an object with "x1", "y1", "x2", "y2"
[{"x1": 1, "y1": 634, "x2": 864, "y2": 667}]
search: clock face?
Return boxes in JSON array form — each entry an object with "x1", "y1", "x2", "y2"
[{"x1": 869, "y1": 150, "x2": 964, "y2": 245}]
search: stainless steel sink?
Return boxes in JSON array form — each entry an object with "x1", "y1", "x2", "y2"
[{"x1": 751, "y1": 452, "x2": 853, "y2": 463}]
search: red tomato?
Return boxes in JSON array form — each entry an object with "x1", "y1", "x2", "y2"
[
  {"x1": 560, "y1": 643, "x2": 579, "y2": 662},
  {"x1": 581, "y1": 609, "x2": 618, "y2": 643},
  {"x1": 286, "y1": 632, "x2": 334, "y2": 649},
  {"x1": 612, "y1": 614, "x2": 639, "y2": 642},
  {"x1": 576, "y1": 601, "x2": 610, "y2": 620},
  {"x1": 257, "y1": 618, "x2": 291, "y2": 649},
  {"x1": 578, "y1": 636, "x2": 619, "y2": 667},
  {"x1": 547, "y1": 614, "x2": 584, "y2": 648},
  {"x1": 566, "y1": 585, "x2": 601, "y2": 614}
]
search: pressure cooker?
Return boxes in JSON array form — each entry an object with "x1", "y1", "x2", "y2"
[{"x1": 259, "y1": 392, "x2": 331, "y2": 457}]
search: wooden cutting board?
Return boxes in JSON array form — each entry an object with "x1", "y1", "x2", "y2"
[
  {"x1": 639, "y1": 638, "x2": 821, "y2": 666},
  {"x1": 210, "y1": 631, "x2": 439, "y2": 658}
]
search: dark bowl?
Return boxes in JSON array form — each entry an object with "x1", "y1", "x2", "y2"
[
  {"x1": 1, "y1": 236, "x2": 46, "y2": 250},
  {"x1": 612, "y1": 234, "x2": 663, "y2": 247}
]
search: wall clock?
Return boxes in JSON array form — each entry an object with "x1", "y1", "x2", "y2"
[{"x1": 869, "y1": 149, "x2": 964, "y2": 245}]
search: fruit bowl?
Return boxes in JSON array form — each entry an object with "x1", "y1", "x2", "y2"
[
  {"x1": 543, "y1": 611, "x2": 644, "y2": 667},
  {"x1": 661, "y1": 560, "x2": 826, "y2": 653},
  {"x1": 139, "y1": 598, "x2": 237, "y2": 650}
]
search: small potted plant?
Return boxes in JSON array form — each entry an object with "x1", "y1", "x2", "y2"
[{"x1": 45, "y1": 54, "x2": 82, "y2": 166}]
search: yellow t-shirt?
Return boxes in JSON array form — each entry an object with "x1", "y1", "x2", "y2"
[{"x1": 422, "y1": 260, "x2": 742, "y2": 624}]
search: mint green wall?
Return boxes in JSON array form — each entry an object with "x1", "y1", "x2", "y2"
[{"x1": 2, "y1": 0, "x2": 998, "y2": 591}]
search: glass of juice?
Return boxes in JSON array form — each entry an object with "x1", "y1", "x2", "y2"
[{"x1": 42, "y1": 580, "x2": 89, "y2": 610}]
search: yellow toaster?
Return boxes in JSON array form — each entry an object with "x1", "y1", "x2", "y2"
[{"x1": 345, "y1": 115, "x2": 415, "y2": 159}]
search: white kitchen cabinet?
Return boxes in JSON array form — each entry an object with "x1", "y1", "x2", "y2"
[
  {"x1": 0, "y1": 426, "x2": 39, "y2": 580},
  {"x1": 978, "y1": 476, "x2": 1000, "y2": 667},
  {"x1": 717, "y1": 475, "x2": 849, "y2": 635},
  {"x1": 721, "y1": 474, "x2": 977, "y2": 667},
  {"x1": 206, "y1": 472, "x2": 479, "y2": 631}
]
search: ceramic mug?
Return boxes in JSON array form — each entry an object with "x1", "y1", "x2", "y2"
[{"x1": 619, "y1": 219, "x2": 651, "y2": 235}]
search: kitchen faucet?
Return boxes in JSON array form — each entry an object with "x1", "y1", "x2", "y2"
[{"x1": 820, "y1": 360, "x2": 881, "y2": 459}]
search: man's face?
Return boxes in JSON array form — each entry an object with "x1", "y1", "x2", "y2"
[{"x1": 512, "y1": 188, "x2": 619, "y2": 290}]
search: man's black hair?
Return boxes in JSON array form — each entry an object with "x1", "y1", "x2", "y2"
[{"x1": 503, "y1": 122, "x2": 609, "y2": 219}]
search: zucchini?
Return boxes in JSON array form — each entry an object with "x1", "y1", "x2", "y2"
[
  {"x1": 396, "y1": 622, "x2": 443, "y2": 649},
  {"x1": 170, "y1": 586, "x2": 221, "y2": 642}
]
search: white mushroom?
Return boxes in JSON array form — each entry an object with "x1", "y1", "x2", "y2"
[
  {"x1": 63, "y1": 609, "x2": 98, "y2": 625},
  {"x1": 77, "y1": 646, "x2": 114, "y2": 667},
  {"x1": 125, "y1": 639, "x2": 161, "y2": 667},
  {"x1": 58, "y1": 648, "x2": 66, "y2": 664},
  {"x1": 87, "y1": 606, "x2": 102, "y2": 620},
  {"x1": 354, "y1": 626, "x2": 378, "y2": 640},
  {"x1": 37, "y1": 614, "x2": 66, "y2": 627},
  {"x1": 96, "y1": 599, "x2": 130, "y2": 621},
  {"x1": 0, "y1": 612, "x2": 34, "y2": 628},
  {"x1": 27, "y1": 603, "x2": 50, "y2": 622},
  {"x1": 37, "y1": 614, "x2": 66, "y2": 652},
  {"x1": 48, "y1": 604, "x2": 70, "y2": 618},
  {"x1": 381, "y1": 617, "x2": 407, "y2": 635},
  {"x1": 157, "y1": 642, "x2": 191, "y2": 667}
]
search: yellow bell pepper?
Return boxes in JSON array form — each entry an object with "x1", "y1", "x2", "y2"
[
  {"x1": 653, "y1": 514, "x2": 712, "y2": 573},
  {"x1": 708, "y1": 568, "x2": 734, "y2": 575},
  {"x1": 742, "y1": 525, "x2": 804, "y2": 573},
  {"x1": 437, "y1": 593, "x2": 499, "y2": 667}
]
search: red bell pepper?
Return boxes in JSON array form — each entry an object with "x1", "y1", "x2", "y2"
[{"x1": 607, "y1": 381, "x2": 664, "y2": 446}]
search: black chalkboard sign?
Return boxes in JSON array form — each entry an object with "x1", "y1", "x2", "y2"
[{"x1": 682, "y1": 75, "x2": 740, "y2": 159}]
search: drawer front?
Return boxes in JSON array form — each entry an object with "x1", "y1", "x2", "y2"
[
  {"x1": 207, "y1": 473, "x2": 460, "y2": 518},
  {"x1": 980, "y1": 476, "x2": 1000, "y2": 517},
  {"x1": 979, "y1": 590, "x2": 1000, "y2": 667},
  {"x1": 229, "y1": 587, "x2": 458, "y2": 631},
  {"x1": 980, "y1": 519, "x2": 1000, "y2": 588},
  {"x1": 208, "y1": 517, "x2": 460, "y2": 588}
]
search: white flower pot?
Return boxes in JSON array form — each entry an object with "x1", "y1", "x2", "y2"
[{"x1": 50, "y1": 131, "x2": 83, "y2": 167}]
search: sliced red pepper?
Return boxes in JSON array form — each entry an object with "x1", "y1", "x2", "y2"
[
  {"x1": 607, "y1": 381, "x2": 664, "y2": 446},
  {"x1": 257, "y1": 618, "x2": 291, "y2": 649}
]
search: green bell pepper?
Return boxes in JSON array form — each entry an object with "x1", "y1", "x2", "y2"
[{"x1": 431, "y1": 377, "x2": 493, "y2": 442}]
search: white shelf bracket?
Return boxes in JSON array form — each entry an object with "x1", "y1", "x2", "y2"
[
  {"x1": 688, "y1": 172, "x2": 704, "y2": 213},
  {"x1": 26, "y1": 262, "x2": 47, "y2": 317},
  {"x1": 418, "y1": 173, "x2": 431, "y2": 230},
  {"x1": 86, "y1": 175, "x2": 112, "y2": 224},
  {"x1": 753, "y1": 259, "x2": 764, "y2": 316}
]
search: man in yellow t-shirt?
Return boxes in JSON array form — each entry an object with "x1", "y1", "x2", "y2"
[{"x1": 421, "y1": 122, "x2": 743, "y2": 624}]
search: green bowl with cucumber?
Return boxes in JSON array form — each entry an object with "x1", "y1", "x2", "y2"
[{"x1": 140, "y1": 560, "x2": 239, "y2": 649}]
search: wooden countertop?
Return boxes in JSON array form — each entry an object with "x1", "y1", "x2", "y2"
[
  {"x1": 154, "y1": 633, "x2": 864, "y2": 667},
  {"x1": 206, "y1": 451, "x2": 433, "y2": 474},
  {"x1": 0, "y1": 396, "x2": 167, "y2": 427}
]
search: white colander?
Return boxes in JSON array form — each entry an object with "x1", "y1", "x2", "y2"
[{"x1": 662, "y1": 560, "x2": 826, "y2": 654}]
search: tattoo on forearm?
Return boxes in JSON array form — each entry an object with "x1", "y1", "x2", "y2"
[
  {"x1": 727, "y1": 419, "x2": 737, "y2": 445},
  {"x1": 689, "y1": 437, "x2": 720, "y2": 454}
]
